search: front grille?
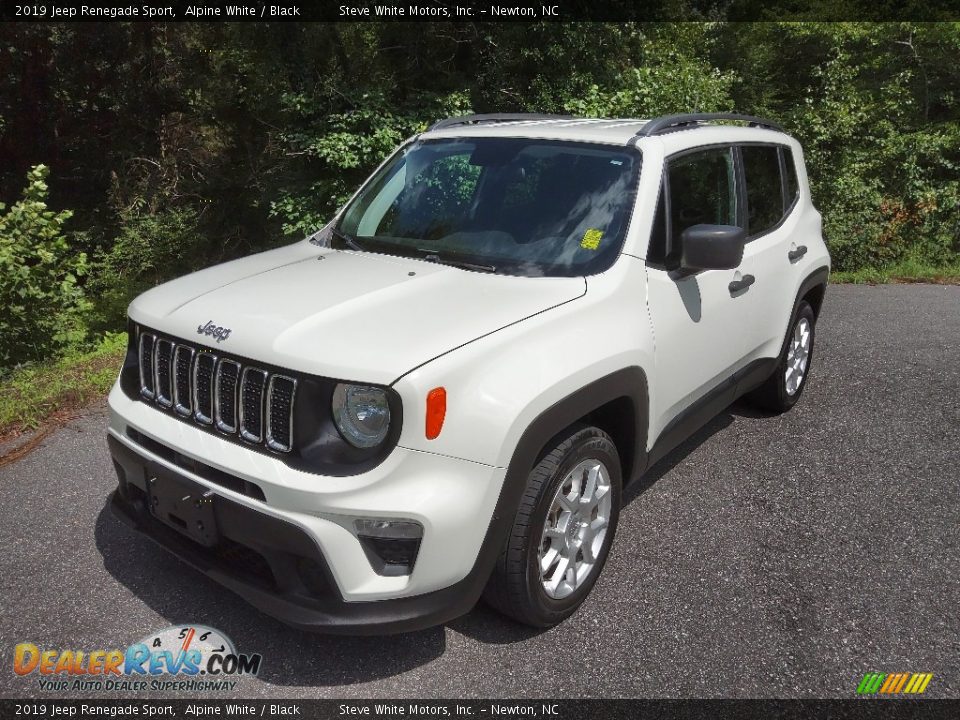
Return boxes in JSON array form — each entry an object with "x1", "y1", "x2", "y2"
[
  {"x1": 155, "y1": 338, "x2": 175, "y2": 408},
  {"x1": 139, "y1": 334, "x2": 156, "y2": 399},
  {"x1": 239, "y1": 368, "x2": 268, "y2": 443},
  {"x1": 137, "y1": 332, "x2": 297, "y2": 453},
  {"x1": 193, "y1": 353, "x2": 216, "y2": 425},
  {"x1": 266, "y1": 375, "x2": 296, "y2": 452},
  {"x1": 173, "y1": 345, "x2": 194, "y2": 416},
  {"x1": 215, "y1": 360, "x2": 240, "y2": 433}
]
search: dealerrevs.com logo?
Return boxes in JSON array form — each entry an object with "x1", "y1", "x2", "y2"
[{"x1": 13, "y1": 625, "x2": 262, "y2": 692}]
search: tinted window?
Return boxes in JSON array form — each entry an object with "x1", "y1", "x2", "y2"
[
  {"x1": 782, "y1": 146, "x2": 800, "y2": 207},
  {"x1": 667, "y1": 147, "x2": 737, "y2": 260},
  {"x1": 742, "y1": 145, "x2": 784, "y2": 236},
  {"x1": 339, "y1": 138, "x2": 639, "y2": 277},
  {"x1": 646, "y1": 180, "x2": 669, "y2": 265}
]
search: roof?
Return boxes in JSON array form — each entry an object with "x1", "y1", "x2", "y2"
[{"x1": 420, "y1": 113, "x2": 790, "y2": 148}]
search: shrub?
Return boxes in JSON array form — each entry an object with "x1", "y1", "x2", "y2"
[
  {"x1": 0, "y1": 165, "x2": 90, "y2": 368},
  {"x1": 88, "y1": 206, "x2": 203, "y2": 333}
]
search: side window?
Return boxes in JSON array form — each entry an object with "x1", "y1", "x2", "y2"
[
  {"x1": 741, "y1": 145, "x2": 784, "y2": 236},
  {"x1": 781, "y1": 146, "x2": 800, "y2": 208},
  {"x1": 669, "y1": 147, "x2": 736, "y2": 234},
  {"x1": 645, "y1": 180, "x2": 669, "y2": 265},
  {"x1": 660, "y1": 147, "x2": 737, "y2": 266}
]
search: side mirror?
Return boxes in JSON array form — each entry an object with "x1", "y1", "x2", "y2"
[{"x1": 680, "y1": 224, "x2": 746, "y2": 271}]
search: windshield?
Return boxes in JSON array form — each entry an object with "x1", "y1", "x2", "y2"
[{"x1": 336, "y1": 138, "x2": 640, "y2": 277}]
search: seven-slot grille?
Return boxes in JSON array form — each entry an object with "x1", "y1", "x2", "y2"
[{"x1": 137, "y1": 332, "x2": 297, "y2": 453}]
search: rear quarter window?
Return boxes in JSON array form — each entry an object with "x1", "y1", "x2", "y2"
[
  {"x1": 741, "y1": 145, "x2": 784, "y2": 237},
  {"x1": 782, "y1": 146, "x2": 800, "y2": 208}
]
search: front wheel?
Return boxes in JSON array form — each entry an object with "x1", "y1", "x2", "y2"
[
  {"x1": 483, "y1": 426, "x2": 622, "y2": 627},
  {"x1": 747, "y1": 300, "x2": 816, "y2": 413}
]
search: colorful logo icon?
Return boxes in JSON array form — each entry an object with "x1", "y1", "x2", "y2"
[
  {"x1": 13, "y1": 625, "x2": 261, "y2": 692},
  {"x1": 856, "y1": 672, "x2": 933, "y2": 695}
]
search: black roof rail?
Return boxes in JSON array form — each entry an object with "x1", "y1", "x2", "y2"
[
  {"x1": 635, "y1": 113, "x2": 784, "y2": 137},
  {"x1": 429, "y1": 113, "x2": 574, "y2": 132}
]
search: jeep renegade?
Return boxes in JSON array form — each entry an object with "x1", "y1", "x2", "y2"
[{"x1": 108, "y1": 113, "x2": 830, "y2": 632}]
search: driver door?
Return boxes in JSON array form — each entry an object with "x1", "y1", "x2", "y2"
[{"x1": 645, "y1": 145, "x2": 755, "y2": 451}]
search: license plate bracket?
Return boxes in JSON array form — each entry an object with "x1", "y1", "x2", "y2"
[{"x1": 147, "y1": 469, "x2": 219, "y2": 547}]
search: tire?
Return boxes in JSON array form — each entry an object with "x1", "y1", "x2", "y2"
[
  {"x1": 747, "y1": 300, "x2": 816, "y2": 413},
  {"x1": 483, "y1": 425, "x2": 622, "y2": 627}
]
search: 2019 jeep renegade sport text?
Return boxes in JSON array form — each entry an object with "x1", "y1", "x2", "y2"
[{"x1": 108, "y1": 113, "x2": 830, "y2": 633}]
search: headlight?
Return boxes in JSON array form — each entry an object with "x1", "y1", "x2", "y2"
[{"x1": 332, "y1": 383, "x2": 391, "y2": 448}]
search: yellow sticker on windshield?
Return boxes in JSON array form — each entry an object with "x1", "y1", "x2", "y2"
[{"x1": 581, "y1": 228, "x2": 604, "y2": 250}]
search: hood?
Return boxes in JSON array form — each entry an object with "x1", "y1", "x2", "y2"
[{"x1": 128, "y1": 242, "x2": 586, "y2": 385}]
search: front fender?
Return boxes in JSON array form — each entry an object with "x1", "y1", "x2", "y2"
[{"x1": 391, "y1": 258, "x2": 654, "y2": 471}]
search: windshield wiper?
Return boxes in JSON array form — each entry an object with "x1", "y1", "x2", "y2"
[
  {"x1": 330, "y1": 226, "x2": 366, "y2": 252},
  {"x1": 330, "y1": 234, "x2": 496, "y2": 273},
  {"x1": 416, "y1": 251, "x2": 497, "y2": 274}
]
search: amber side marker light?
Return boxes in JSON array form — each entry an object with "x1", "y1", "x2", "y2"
[{"x1": 426, "y1": 387, "x2": 446, "y2": 439}]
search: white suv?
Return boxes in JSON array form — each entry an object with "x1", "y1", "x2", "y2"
[{"x1": 107, "y1": 113, "x2": 830, "y2": 632}]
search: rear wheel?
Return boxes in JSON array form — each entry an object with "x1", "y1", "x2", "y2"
[
  {"x1": 483, "y1": 425, "x2": 622, "y2": 627},
  {"x1": 748, "y1": 300, "x2": 816, "y2": 413}
]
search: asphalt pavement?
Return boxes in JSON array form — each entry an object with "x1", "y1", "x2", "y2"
[{"x1": 1, "y1": 283, "x2": 958, "y2": 699}]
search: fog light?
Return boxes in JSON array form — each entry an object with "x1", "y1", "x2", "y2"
[{"x1": 354, "y1": 519, "x2": 423, "y2": 577}]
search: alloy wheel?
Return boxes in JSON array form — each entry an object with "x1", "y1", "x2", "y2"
[
  {"x1": 785, "y1": 316, "x2": 811, "y2": 396},
  {"x1": 538, "y1": 459, "x2": 612, "y2": 600}
]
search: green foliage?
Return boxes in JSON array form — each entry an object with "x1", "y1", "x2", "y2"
[
  {"x1": 722, "y1": 22, "x2": 960, "y2": 272},
  {"x1": 563, "y1": 63, "x2": 736, "y2": 118},
  {"x1": 270, "y1": 91, "x2": 471, "y2": 236},
  {"x1": 563, "y1": 25, "x2": 737, "y2": 117},
  {"x1": 88, "y1": 207, "x2": 205, "y2": 332},
  {"x1": 830, "y1": 255, "x2": 960, "y2": 284},
  {"x1": 265, "y1": 24, "x2": 741, "y2": 237},
  {"x1": 0, "y1": 22, "x2": 958, "y2": 378},
  {"x1": 0, "y1": 331, "x2": 126, "y2": 435},
  {"x1": 0, "y1": 165, "x2": 90, "y2": 366}
]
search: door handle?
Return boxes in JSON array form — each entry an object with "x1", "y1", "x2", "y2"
[
  {"x1": 788, "y1": 245, "x2": 808, "y2": 261},
  {"x1": 729, "y1": 274, "x2": 755, "y2": 294}
]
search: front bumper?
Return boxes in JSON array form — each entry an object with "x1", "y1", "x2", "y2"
[{"x1": 106, "y1": 383, "x2": 507, "y2": 634}]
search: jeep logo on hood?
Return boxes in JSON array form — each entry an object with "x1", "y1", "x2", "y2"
[{"x1": 197, "y1": 320, "x2": 231, "y2": 343}]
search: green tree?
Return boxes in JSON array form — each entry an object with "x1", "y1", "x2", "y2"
[
  {"x1": 0, "y1": 165, "x2": 90, "y2": 366},
  {"x1": 717, "y1": 22, "x2": 960, "y2": 270},
  {"x1": 1, "y1": 21, "x2": 958, "y2": 369}
]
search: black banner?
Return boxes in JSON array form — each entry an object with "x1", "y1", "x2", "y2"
[
  {"x1": 1, "y1": 699, "x2": 960, "y2": 719},
  {"x1": 2, "y1": 0, "x2": 960, "y2": 22}
]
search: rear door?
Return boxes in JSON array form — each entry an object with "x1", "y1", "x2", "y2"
[
  {"x1": 645, "y1": 145, "x2": 755, "y2": 445},
  {"x1": 737, "y1": 143, "x2": 802, "y2": 360}
]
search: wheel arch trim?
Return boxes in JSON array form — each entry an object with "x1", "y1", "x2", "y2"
[
  {"x1": 784, "y1": 265, "x2": 829, "y2": 358},
  {"x1": 506, "y1": 366, "x2": 649, "y2": 488},
  {"x1": 450, "y1": 366, "x2": 650, "y2": 606}
]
